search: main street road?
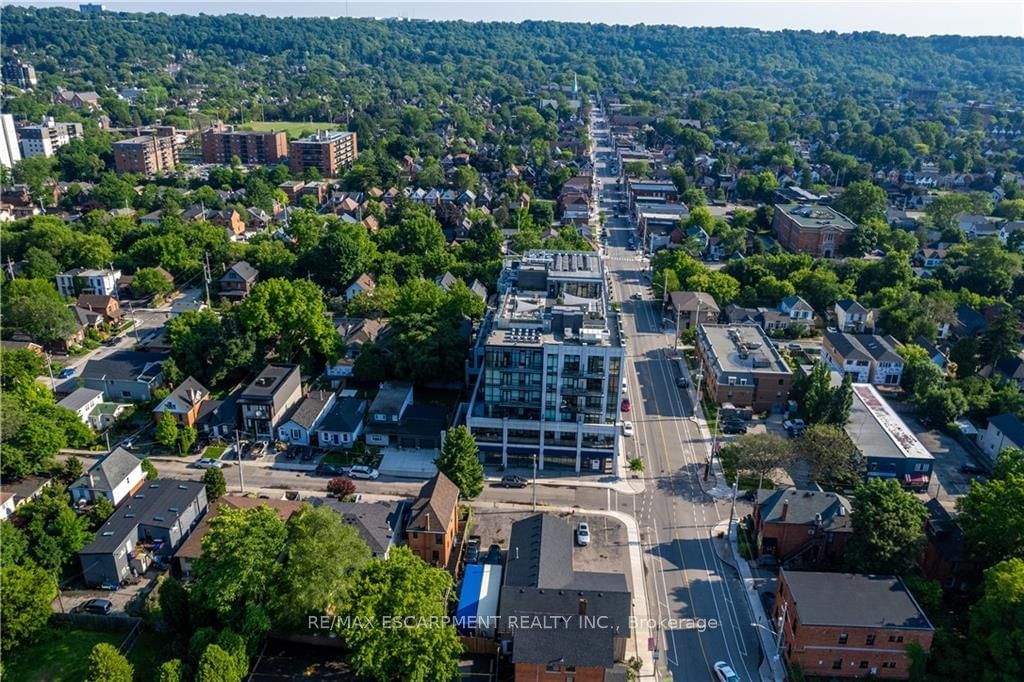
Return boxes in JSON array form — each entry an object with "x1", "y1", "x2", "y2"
[{"x1": 591, "y1": 101, "x2": 763, "y2": 681}]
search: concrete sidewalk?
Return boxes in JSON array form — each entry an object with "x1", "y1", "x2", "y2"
[{"x1": 485, "y1": 467, "x2": 644, "y2": 495}]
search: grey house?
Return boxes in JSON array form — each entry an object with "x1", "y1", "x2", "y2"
[
  {"x1": 79, "y1": 479, "x2": 208, "y2": 587},
  {"x1": 81, "y1": 350, "x2": 168, "y2": 402},
  {"x1": 238, "y1": 364, "x2": 303, "y2": 441}
]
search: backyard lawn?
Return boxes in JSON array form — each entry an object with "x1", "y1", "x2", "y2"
[
  {"x1": 240, "y1": 120, "x2": 337, "y2": 138},
  {"x1": 6, "y1": 626, "x2": 176, "y2": 681}
]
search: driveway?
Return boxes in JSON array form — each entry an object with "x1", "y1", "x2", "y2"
[{"x1": 900, "y1": 413, "x2": 983, "y2": 504}]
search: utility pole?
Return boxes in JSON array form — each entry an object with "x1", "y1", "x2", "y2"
[
  {"x1": 202, "y1": 251, "x2": 212, "y2": 306},
  {"x1": 44, "y1": 353, "x2": 56, "y2": 394},
  {"x1": 127, "y1": 301, "x2": 141, "y2": 343},
  {"x1": 728, "y1": 475, "x2": 739, "y2": 536},
  {"x1": 532, "y1": 453, "x2": 538, "y2": 512},
  {"x1": 234, "y1": 429, "x2": 245, "y2": 494}
]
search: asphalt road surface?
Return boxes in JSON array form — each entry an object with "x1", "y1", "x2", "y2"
[{"x1": 591, "y1": 102, "x2": 763, "y2": 681}]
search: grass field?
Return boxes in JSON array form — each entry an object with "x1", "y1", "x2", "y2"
[
  {"x1": 239, "y1": 120, "x2": 338, "y2": 138},
  {"x1": 6, "y1": 627, "x2": 176, "y2": 682}
]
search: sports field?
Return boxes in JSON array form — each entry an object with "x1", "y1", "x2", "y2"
[{"x1": 240, "y1": 120, "x2": 338, "y2": 138}]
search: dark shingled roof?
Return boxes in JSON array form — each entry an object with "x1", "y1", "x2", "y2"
[
  {"x1": 81, "y1": 479, "x2": 206, "y2": 555},
  {"x1": 71, "y1": 447, "x2": 140, "y2": 493},
  {"x1": 316, "y1": 397, "x2": 366, "y2": 434},
  {"x1": 782, "y1": 570, "x2": 933, "y2": 630},
  {"x1": 923, "y1": 498, "x2": 965, "y2": 565},
  {"x1": 221, "y1": 260, "x2": 258, "y2": 283},
  {"x1": 988, "y1": 413, "x2": 1024, "y2": 448},
  {"x1": 82, "y1": 350, "x2": 168, "y2": 382},
  {"x1": 280, "y1": 391, "x2": 333, "y2": 430},
  {"x1": 407, "y1": 472, "x2": 459, "y2": 533},
  {"x1": 755, "y1": 488, "x2": 852, "y2": 534},
  {"x1": 311, "y1": 497, "x2": 406, "y2": 557}
]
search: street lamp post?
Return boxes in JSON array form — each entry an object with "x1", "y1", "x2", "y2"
[{"x1": 532, "y1": 453, "x2": 538, "y2": 512}]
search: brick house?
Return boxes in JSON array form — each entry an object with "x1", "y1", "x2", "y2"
[
  {"x1": 752, "y1": 488, "x2": 852, "y2": 568},
  {"x1": 405, "y1": 472, "x2": 460, "y2": 568},
  {"x1": 153, "y1": 376, "x2": 210, "y2": 428},
  {"x1": 76, "y1": 294, "x2": 122, "y2": 325},
  {"x1": 918, "y1": 499, "x2": 978, "y2": 592},
  {"x1": 772, "y1": 204, "x2": 856, "y2": 258},
  {"x1": 667, "y1": 291, "x2": 720, "y2": 330},
  {"x1": 775, "y1": 570, "x2": 934, "y2": 679}
]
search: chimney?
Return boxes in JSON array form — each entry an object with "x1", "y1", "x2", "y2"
[
  {"x1": 88, "y1": 470, "x2": 95, "y2": 488},
  {"x1": 578, "y1": 598, "x2": 588, "y2": 616},
  {"x1": 424, "y1": 512, "x2": 431, "y2": 531},
  {"x1": 781, "y1": 499, "x2": 789, "y2": 521}
]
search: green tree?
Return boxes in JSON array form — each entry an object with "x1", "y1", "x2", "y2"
[
  {"x1": 623, "y1": 160, "x2": 651, "y2": 178},
  {"x1": 968, "y1": 558, "x2": 1024, "y2": 682},
  {"x1": 0, "y1": 348, "x2": 46, "y2": 391},
  {"x1": 1, "y1": 278, "x2": 78, "y2": 344},
  {"x1": 196, "y1": 644, "x2": 243, "y2": 682},
  {"x1": 900, "y1": 344, "x2": 945, "y2": 402},
  {"x1": 157, "y1": 659, "x2": 186, "y2": 682},
  {"x1": 827, "y1": 373, "x2": 854, "y2": 425},
  {"x1": 993, "y1": 448, "x2": 1024, "y2": 481},
  {"x1": 191, "y1": 506, "x2": 288, "y2": 623},
  {"x1": 845, "y1": 478, "x2": 928, "y2": 574},
  {"x1": 0, "y1": 561, "x2": 58, "y2": 653},
  {"x1": 179, "y1": 425, "x2": 198, "y2": 455},
  {"x1": 979, "y1": 310, "x2": 1020, "y2": 366},
  {"x1": 342, "y1": 547, "x2": 462, "y2": 682},
  {"x1": 272, "y1": 504, "x2": 372, "y2": 631},
  {"x1": 156, "y1": 411, "x2": 180, "y2": 451},
  {"x1": 131, "y1": 267, "x2": 175, "y2": 299},
  {"x1": 203, "y1": 467, "x2": 227, "y2": 501},
  {"x1": 237, "y1": 278, "x2": 339, "y2": 367},
  {"x1": 435, "y1": 425, "x2": 484, "y2": 498},
  {"x1": 798, "y1": 424, "x2": 862, "y2": 488},
  {"x1": 917, "y1": 385, "x2": 968, "y2": 426},
  {"x1": 159, "y1": 575, "x2": 192, "y2": 634},
  {"x1": 728, "y1": 433, "x2": 792, "y2": 490},
  {"x1": 958, "y1": 469, "x2": 1024, "y2": 568},
  {"x1": 141, "y1": 459, "x2": 159, "y2": 480},
  {"x1": 85, "y1": 642, "x2": 134, "y2": 682},
  {"x1": 1, "y1": 521, "x2": 28, "y2": 568},
  {"x1": 833, "y1": 180, "x2": 888, "y2": 223},
  {"x1": 90, "y1": 495, "x2": 116, "y2": 528},
  {"x1": 797, "y1": 361, "x2": 835, "y2": 425},
  {"x1": 18, "y1": 486, "x2": 91, "y2": 574}
]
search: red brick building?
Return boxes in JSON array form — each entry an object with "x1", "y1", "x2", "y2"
[
  {"x1": 201, "y1": 124, "x2": 288, "y2": 165},
  {"x1": 405, "y1": 472, "x2": 459, "y2": 568},
  {"x1": 772, "y1": 203, "x2": 856, "y2": 258},
  {"x1": 113, "y1": 132, "x2": 178, "y2": 175},
  {"x1": 288, "y1": 130, "x2": 358, "y2": 178},
  {"x1": 752, "y1": 488, "x2": 852, "y2": 568},
  {"x1": 918, "y1": 498, "x2": 978, "y2": 592},
  {"x1": 695, "y1": 324, "x2": 793, "y2": 413},
  {"x1": 775, "y1": 570, "x2": 934, "y2": 679}
]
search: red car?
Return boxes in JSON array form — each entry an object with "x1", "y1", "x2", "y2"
[{"x1": 621, "y1": 399, "x2": 631, "y2": 412}]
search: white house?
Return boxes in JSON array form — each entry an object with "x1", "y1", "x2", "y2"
[
  {"x1": 834, "y1": 299, "x2": 872, "y2": 333},
  {"x1": 55, "y1": 268, "x2": 121, "y2": 298},
  {"x1": 821, "y1": 331, "x2": 905, "y2": 387},
  {"x1": 69, "y1": 447, "x2": 145, "y2": 507},
  {"x1": 315, "y1": 397, "x2": 367, "y2": 448},
  {"x1": 58, "y1": 387, "x2": 105, "y2": 426},
  {"x1": 276, "y1": 391, "x2": 336, "y2": 447},
  {"x1": 979, "y1": 414, "x2": 1024, "y2": 462},
  {"x1": 344, "y1": 273, "x2": 376, "y2": 302},
  {"x1": 0, "y1": 492, "x2": 16, "y2": 522},
  {"x1": 779, "y1": 295, "x2": 814, "y2": 322}
]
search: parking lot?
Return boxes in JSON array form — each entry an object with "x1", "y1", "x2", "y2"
[{"x1": 467, "y1": 508, "x2": 630, "y2": 577}]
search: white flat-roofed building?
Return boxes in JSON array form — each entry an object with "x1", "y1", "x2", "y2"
[
  {"x1": 467, "y1": 251, "x2": 625, "y2": 474},
  {"x1": 846, "y1": 383, "x2": 934, "y2": 490}
]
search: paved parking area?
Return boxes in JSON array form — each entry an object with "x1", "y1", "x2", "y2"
[
  {"x1": 56, "y1": 569, "x2": 158, "y2": 614},
  {"x1": 467, "y1": 508, "x2": 629, "y2": 578}
]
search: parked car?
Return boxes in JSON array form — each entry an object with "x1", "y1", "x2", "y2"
[
  {"x1": 783, "y1": 419, "x2": 807, "y2": 436},
  {"x1": 80, "y1": 598, "x2": 113, "y2": 615},
  {"x1": 677, "y1": 376, "x2": 690, "y2": 389},
  {"x1": 57, "y1": 367, "x2": 76, "y2": 378},
  {"x1": 720, "y1": 420, "x2": 747, "y2": 435},
  {"x1": 631, "y1": 292, "x2": 643, "y2": 300},
  {"x1": 465, "y1": 536, "x2": 481, "y2": 564},
  {"x1": 348, "y1": 465, "x2": 379, "y2": 480},
  {"x1": 576, "y1": 522, "x2": 591, "y2": 546},
  {"x1": 622, "y1": 379, "x2": 628, "y2": 394},
  {"x1": 500, "y1": 474, "x2": 529, "y2": 488},
  {"x1": 316, "y1": 462, "x2": 347, "y2": 476},
  {"x1": 621, "y1": 398, "x2": 631, "y2": 412},
  {"x1": 194, "y1": 458, "x2": 223, "y2": 469},
  {"x1": 249, "y1": 441, "x2": 268, "y2": 458},
  {"x1": 622, "y1": 421, "x2": 635, "y2": 437},
  {"x1": 484, "y1": 544, "x2": 502, "y2": 564},
  {"x1": 786, "y1": 342, "x2": 803, "y2": 352},
  {"x1": 960, "y1": 463, "x2": 985, "y2": 475},
  {"x1": 713, "y1": 661, "x2": 741, "y2": 682}
]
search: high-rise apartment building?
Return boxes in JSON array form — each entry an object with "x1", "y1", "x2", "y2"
[
  {"x1": 201, "y1": 124, "x2": 288, "y2": 165},
  {"x1": 113, "y1": 131, "x2": 179, "y2": 174},
  {"x1": 0, "y1": 114, "x2": 20, "y2": 169},
  {"x1": 288, "y1": 130, "x2": 358, "y2": 177},
  {"x1": 18, "y1": 118, "x2": 83, "y2": 158},
  {"x1": 2, "y1": 59, "x2": 38, "y2": 88},
  {"x1": 466, "y1": 251, "x2": 625, "y2": 473}
]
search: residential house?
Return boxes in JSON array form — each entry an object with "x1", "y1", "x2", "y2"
[
  {"x1": 950, "y1": 304, "x2": 988, "y2": 340},
  {"x1": 0, "y1": 493, "x2": 15, "y2": 522},
  {"x1": 834, "y1": 299, "x2": 873, "y2": 334},
  {"x1": 1, "y1": 475, "x2": 52, "y2": 520},
  {"x1": 168, "y1": 299, "x2": 208, "y2": 318},
  {"x1": 847, "y1": 384, "x2": 934, "y2": 489},
  {"x1": 153, "y1": 376, "x2": 210, "y2": 427},
  {"x1": 56, "y1": 267, "x2": 121, "y2": 297},
  {"x1": 208, "y1": 209, "x2": 247, "y2": 239},
  {"x1": 779, "y1": 295, "x2": 815, "y2": 324},
  {"x1": 364, "y1": 382, "x2": 446, "y2": 450},
  {"x1": 978, "y1": 413, "x2": 1024, "y2": 461},
  {"x1": 775, "y1": 570, "x2": 934, "y2": 679},
  {"x1": 58, "y1": 387, "x2": 105, "y2": 426},
  {"x1": 821, "y1": 332, "x2": 905, "y2": 387},
  {"x1": 344, "y1": 273, "x2": 376, "y2": 302},
  {"x1": 919, "y1": 499, "x2": 977, "y2": 592},
  {"x1": 55, "y1": 89, "x2": 100, "y2": 110},
  {"x1": 914, "y1": 246, "x2": 947, "y2": 270},
  {"x1": 666, "y1": 291, "x2": 720, "y2": 331},
  {"x1": 81, "y1": 350, "x2": 167, "y2": 401},
  {"x1": 195, "y1": 390, "x2": 241, "y2": 440},
  {"x1": 69, "y1": 447, "x2": 145, "y2": 507},
  {"x1": 991, "y1": 351, "x2": 1024, "y2": 391},
  {"x1": 958, "y1": 214, "x2": 1006, "y2": 242},
  {"x1": 218, "y1": 261, "x2": 258, "y2": 301},
  {"x1": 75, "y1": 294, "x2": 122, "y2": 325},
  {"x1": 313, "y1": 498, "x2": 406, "y2": 558},
  {"x1": 499, "y1": 514, "x2": 632, "y2": 681},
  {"x1": 173, "y1": 496, "x2": 300, "y2": 579},
  {"x1": 912, "y1": 336, "x2": 948, "y2": 371},
  {"x1": 405, "y1": 472, "x2": 460, "y2": 567},
  {"x1": 326, "y1": 318, "x2": 392, "y2": 384},
  {"x1": 276, "y1": 390, "x2": 336, "y2": 446},
  {"x1": 80, "y1": 480, "x2": 208, "y2": 587},
  {"x1": 238, "y1": 364, "x2": 303, "y2": 441},
  {"x1": 752, "y1": 488, "x2": 852, "y2": 568},
  {"x1": 314, "y1": 397, "x2": 367, "y2": 449}
]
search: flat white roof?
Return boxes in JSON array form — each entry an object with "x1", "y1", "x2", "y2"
[{"x1": 847, "y1": 384, "x2": 933, "y2": 461}]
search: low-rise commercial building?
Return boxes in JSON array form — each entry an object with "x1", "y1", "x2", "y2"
[
  {"x1": 847, "y1": 384, "x2": 933, "y2": 489},
  {"x1": 466, "y1": 251, "x2": 625, "y2": 473},
  {"x1": 288, "y1": 130, "x2": 358, "y2": 177},
  {"x1": 772, "y1": 203, "x2": 857, "y2": 258},
  {"x1": 695, "y1": 324, "x2": 793, "y2": 412},
  {"x1": 775, "y1": 570, "x2": 934, "y2": 679}
]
